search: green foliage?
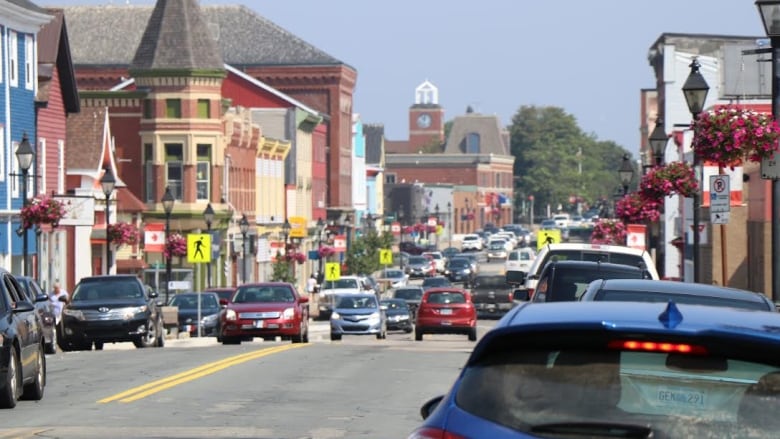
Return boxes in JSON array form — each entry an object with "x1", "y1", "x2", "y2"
[
  {"x1": 344, "y1": 230, "x2": 394, "y2": 275},
  {"x1": 509, "y1": 105, "x2": 633, "y2": 213},
  {"x1": 270, "y1": 252, "x2": 296, "y2": 283}
]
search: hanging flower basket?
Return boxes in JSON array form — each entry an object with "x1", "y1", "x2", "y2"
[
  {"x1": 318, "y1": 246, "x2": 336, "y2": 258},
  {"x1": 616, "y1": 193, "x2": 661, "y2": 223},
  {"x1": 164, "y1": 233, "x2": 187, "y2": 259},
  {"x1": 590, "y1": 219, "x2": 627, "y2": 246},
  {"x1": 107, "y1": 221, "x2": 139, "y2": 247},
  {"x1": 283, "y1": 252, "x2": 306, "y2": 264},
  {"x1": 640, "y1": 161, "x2": 699, "y2": 200},
  {"x1": 20, "y1": 195, "x2": 67, "y2": 230},
  {"x1": 691, "y1": 106, "x2": 780, "y2": 169}
]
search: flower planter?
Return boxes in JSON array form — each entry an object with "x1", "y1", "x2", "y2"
[
  {"x1": 107, "y1": 222, "x2": 139, "y2": 247},
  {"x1": 691, "y1": 106, "x2": 780, "y2": 169},
  {"x1": 164, "y1": 233, "x2": 187, "y2": 259},
  {"x1": 20, "y1": 195, "x2": 66, "y2": 230}
]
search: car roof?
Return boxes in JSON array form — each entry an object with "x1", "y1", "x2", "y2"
[
  {"x1": 545, "y1": 260, "x2": 645, "y2": 272},
  {"x1": 586, "y1": 279, "x2": 772, "y2": 304},
  {"x1": 423, "y1": 287, "x2": 467, "y2": 295},
  {"x1": 540, "y1": 242, "x2": 647, "y2": 255}
]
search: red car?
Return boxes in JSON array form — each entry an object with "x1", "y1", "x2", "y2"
[
  {"x1": 415, "y1": 287, "x2": 477, "y2": 342},
  {"x1": 218, "y1": 282, "x2": 309, "y2": 345}
]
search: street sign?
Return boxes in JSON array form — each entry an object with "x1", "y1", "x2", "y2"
[
  {"x1": 762, "y1": 152, "x2": 780, "y2": 179},
  {"x1": 709, "y1": 175, "x2": 730, "y2": 213},
  {"x1": 626, "y1": 224, "x2": 647, "y2": 251},
  {"x1": 168, "y1": 280, "x2": 191, "y2": 291},
  {"x1": 186, "y1": 233, "x2": 211, "y2": 263},
  {"x1": 379, "y1": 249, "x2": 393, "y2": 265},
  {"x1": 333, "y1": 234, "x2": 347, "y2": 252},
  {"x1": 712, "y1": 211, "x2": 730, "y2": 225},
  {"x1": 537, "y1": 229, "x2": 561, "y2": 250},
  {"x1": 391, "y1": 221, "x2": 401, "y2": 236},
  {"x1": 325, "y1": 262, "x2": 341, "y2": 281},
  {"x1": 427, "y1": 217, "x2": 437, "y2": 227}
]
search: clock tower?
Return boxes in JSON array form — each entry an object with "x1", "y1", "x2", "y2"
[{"x1": 409, "y1": 80, "x2": 445, "y2": 152}]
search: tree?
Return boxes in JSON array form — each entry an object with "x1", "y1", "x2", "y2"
[
  {"x1": 270, "y1": 251, "x2": 296, "y2": 283},
  {"x1": 344, "y1": 230, "x2": 394, "y2": 276}
]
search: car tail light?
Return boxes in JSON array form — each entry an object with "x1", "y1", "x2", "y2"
[
  {"x1": 608, "y1": 340, "x2": 707, "y2": 355},
  {"x1": 527, "y1": 288, "x2": 534, "y2": 299},
  {"x1": 407, "y1": 428, "x2": 467, "y2": 439}
]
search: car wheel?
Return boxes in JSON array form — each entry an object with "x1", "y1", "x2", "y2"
[
  {"x1": 330, "y1": 333, "x2": 341, "y2": 341},
  {"x1": 404, "y1": 326, "x2": 413, "y2": 334},
  {"x1": 468, "y1": 327, "x2": 477, "y2": 342},
  {"x1": 21, "y1": 344, "x2": 45, "y2": 401},
  {"x1": 134, "y1": 318, "x2": 158, "y2": 348},
  {"x1": 0, "y1": 348, "x2": 20, "y2": 408},
  {"x1": 94, "y1": 341, "x2": 104, "y2": 351},
  {"x1": 156, "y1": 320, "x2": 165, "y2": 347},
  {"x1": 45, "y1": 328, "x2": 57, "y2": 355},
  {"x1": 415, "y1": 329, "x2": 423, "y2": 341},
  {"x1": 292, "y1": 323, "x2": 305, "y2": 344}
]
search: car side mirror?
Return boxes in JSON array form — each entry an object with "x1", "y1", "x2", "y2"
[
  {"x1": 512, "y1": 289, "x2": 530, "y2": 302},
  {"x1": 299, "y1": 296, "x2": 309, "y2": 304},
  {"x1": 155, "y1": 299, "x2": 165, "y2": 307},
  {"x1": 148, "y1": 290, "x2": 159, "y2": 299},
  {"x1": 420, "y1": 395, "x2": 444, "y2": 420},
  {"x1": 35, "y1": 293, "x2": 49, "y2": 303},
  {"x1": 219, "y1": 298, "x2": 229, "y2": 307},
  {"x1": 58, "y1": 296, "x2": 69, "y2": 303}
]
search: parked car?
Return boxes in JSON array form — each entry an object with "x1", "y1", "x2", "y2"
[
  {"x1": 391, "y1": 286, "x2": 424, "y2": 318},
  {"x1": 461, "y1": 234, "x2": 483, "y2": 252},
  {"x1": 60, "y1": 275, "x2": 164, "y2": 351},
  {"x1": 415, "y1": 287, "x2": 477, "y2": 342},
  {"x1": 405, "y1": 255, "x2": 435, "y2": 279},
  {"x1": 444, "y1": 257, "x2": 475, "y2": 286},
  {"x1": 411, "y1": 301, "x2": 780, "y2": 438},
  {"x1": 422, "y1": 276, "x2": 452, "y2": 291},
  {"x1": 0, "y1": 269, "x2": 46, "y2": 408},
  {"x1": 529, "y1": 260, "x2": 652, "y2": 303},
  {"x1": 330, "y1": 293, "x2": 386, "y2": 340},
  {"x1": 380, "y1": 298, "x2": 413, "y2": 333},
  {"x1": 168, "y1": 292, "x2": 222, "y2": 337},
  {"x1": 469, "y1": 273, "x2": 515, "y2": 318},
  {"x1": 219, "y1": 282, "x2": 309, "y2": 344},
  {"x1": 580, "y1": 279, "x2": 777, "y2": 311},
  {"x1": 15, "y1": 276, "x2": 57, "y2": 354}
]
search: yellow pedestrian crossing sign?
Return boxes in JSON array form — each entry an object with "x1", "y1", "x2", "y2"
[
  {"x1": 187, "y1": 233, "x2": 211, "y2": 263},
  {"x1": 379, "y1": 249, "x2": 393, "y2": 265},
  {"x1": 537, "y1": 229, "x2": 561, "y2": 250},
  {"x1": 325, "y1": 262, "x2": 341, "y2": 281}
]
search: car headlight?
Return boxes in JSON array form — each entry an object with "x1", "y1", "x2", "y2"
[
  {"x1": 464, "y1": 269, "x2": 471, "y2": 274},
  {"x1": 368, "y1": 312, "x2": 380, "y2": 321},
  {"x1": 331, "y1": 311, "x2": 341, "y2": 320},
  {"x1": 122, "y1": 306, "x2": 148, "y2": 320},
  {"x1": 62, "y1": 308, "x2": 84, "y2": 321},
  {"x1": 201, "y1": 314, "x2": 218, "y2": 325},
  {"x1": 282, "y1": 307, "x2": 295, "y2": 319},
  {"x1": 226, "y1": 309, "x2": 237, "y2": 321}
]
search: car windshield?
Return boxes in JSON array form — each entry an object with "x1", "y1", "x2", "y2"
[
  {"x1": 323, "y1": 279, "x2": 359, "y2": 289},
  {"x1": 542, "y1": 250, "x2": 646, "y2": 270},
  {"x1": 408, "y1": 256, "x2": 427, "y2": 265},
  {"x1": 594, "y1": 289, "x2": 770, "y2": 311},
  {"x1": 233, "y1": 286, "x2": 295, "y2": 303},
  {"x1": 423, "y1": 278, "x2": 451, "y2": 288},
  {"x1": 394, "y1": 289, "x2": 423, "y2": 300},
  {"x1": 382, "y1": 270, "x2": 404, "y2": 278},
  {"x1": 72, "y1": 279, "x2": 144, "y2": 301},
  {"x1": 449, "y1": 259, "x2": 470, "y2": 268},
  {"x1": 455, "y1": 341, "x2": 780, "y2": 437},
  {"x1": 473, "y1": 276, "x2": 509, "y2": 288},
  {"x1": 205, "y1": 289, "x2": 235, "y2": 302},
  {"x1": 489, "y1": 242, "x2": 505, "y2": 249},
  {"x1": 169, "y1": 294, "x2": 219, "y2": 310},
  {"x1": 427, "y1": 291, "x2": 465, "y2": 304},
  {"x1": 381, "y1": 300, "x2": 408, "y2": 310},
  {"x1": 336, "y1": 295, "x2": 376, "y2": 309}
]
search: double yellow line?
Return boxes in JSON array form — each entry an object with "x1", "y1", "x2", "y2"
[{"x1": 99, "y1": 343, "x2": 308, "y2": 403}]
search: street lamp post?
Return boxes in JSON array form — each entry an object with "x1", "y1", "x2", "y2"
[
  {"x1": 161, "y1": 187, "x2": 175, "y2": 304},
  {"x1": 203, "y1": 203, "x2": 215, "y2": 288},
  {"x1": 281, "y1": 218, "x2": 291, "y2": 281},
  {"x1": 682, "y1": 57, "x2": 710, "y2": 283},
  {"x1": 101, "y1": 168, "x2": 116, "y2": 275},
  {"x1": 239, "y1": 215, "x2": 249, "y2": 284},
  {"x1": 399, "y1": 210, "x2": 405, "y2": 271},
  {"x1": 618, "y1": 154, "x2": 635, "y2": 196},
  {"x1": 757, "y1": 0, "x2": 780, "y2": 300},
  {"x1": 648, "y1": 118, "x2": 668, "y2": 167},
  {"x1": 316, "y1": 217, "x2": 325, "y2": 281},
  {"x1": 434, "y1": 204, "x2": 440, "y2": 248},
  {"x1": 15, "y1": 134, "x2": 33, "y2": 277},
  {"x1": 447, "y1": 202, "x2": 452, "y2": 249}
]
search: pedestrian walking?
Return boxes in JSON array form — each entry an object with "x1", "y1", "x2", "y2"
[{"x1": 50, "y1": 282, "x2": 69, "y2": 323}]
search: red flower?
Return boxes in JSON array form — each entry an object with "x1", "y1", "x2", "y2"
[
  {"x1": 318, "y1": 246, "x2": 336, "y2": 258},
  {"x1": 284, "y1": 252, "x2": 306, "y2": 265},
  {"x1": 616, "y1": 193, "x2": 661, "y2": 223},
  {"x1": 107, "y1": 221, "x2": 139, "y2": 247},
  {"x1": 164, "y1": 233, "x2": 187, "y2": 259},
  {"x1": 640, "y1": 161, "x2": 698, "y2": 200},
  {"x1": 692, "y1": 106, "x2": 780, "y2": 169},
  {"x1": 20, "y1": 195, "x2": 67, "y2": 230},
  {"x1": 591, "y1": 219, "x2": 626, "y2": 245}
]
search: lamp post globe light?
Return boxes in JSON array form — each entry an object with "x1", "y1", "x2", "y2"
[
  {"x1": 239, "y1": 214, "x2": 249, "y2": 284},
  {"x1": 618, "y1": 154, "x2": 635, "y2": 196},
  {"x1": 15, "y1": 134, "x2": 33, "y2": 277},
  {"x1": 648, "y1": 118, "x2": 668, "y2": 167},
  {"x1": 101, "y1": 168, "x2": 116, "y2": 275},
  {"x1": 203, "y1": 203, "x2": 215, "y2": 288},
  {"x1": 682, "y1": 57, "x2": 710, "y2": 284},
  {"x1": 162, "y1": 187, "x2": 175, "y2": 303},
  {"x1": 757, "y1": 0, "x2": 780, "y2": 300}
]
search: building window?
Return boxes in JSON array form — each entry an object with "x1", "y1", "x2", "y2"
[
  {"x1": 9, "y1": 32, "x2": 18, "y2": 87},
  {"x1": 197, "y1": 99, "x2": 210, "y2": 118},
  {"x1": 144, "y1": 143, "x2": 155, "y2": 202},
  {"x1": 385, "y1": 174, "x2": 396, "y2": 184},
  {"x1": 58, "y1": 140, "x2": 64, "y2": 193},
  {"x1": 0, "y1": 34, "x2": 3, "y2": 82},
  {"x1": 24, "y1": 35, "x2": 33, "y2": 90},
  {"x1": 196, "y1": 144, "x2": 211, "y2": 201},
  {"x1": 143, "y1": 100, "x2": 153, "y2": 119},
  {"x1": 466, "y1": 132, "x2": 480, "y2": 154},
  {"x1": 165, "y1": 143, "x2": 183, "y2": 200},
  {"x1": 165, "y1": 99, "x2": 181, "y2": 118}
]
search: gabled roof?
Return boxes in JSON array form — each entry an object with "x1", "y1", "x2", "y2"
[
  {"x1": 38, "y1": 8, "x2": 79, "y2": 113},
  {"x1": 65, "y1": 107, "x2": 125, "y2": 188},
  {"x1": 131, "y1": 0, "x2": 223, "y2": 73},
  {"x1": 443, "y1": 112, "x2": 509, "y2": 156},
  {"x1": 62, "y1": 5, "x2": 347, "y2": 68}
]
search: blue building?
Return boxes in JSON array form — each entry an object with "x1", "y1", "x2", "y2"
[{"x1": 1, "y1": 2, "x2": 52, "y2": 273}]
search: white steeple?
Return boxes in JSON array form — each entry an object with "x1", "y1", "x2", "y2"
[{"x1": 415, "y1": 80, "x2": 439, "y2": 105}]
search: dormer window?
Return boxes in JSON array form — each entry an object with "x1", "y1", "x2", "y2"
[{"x1": 466, "y1": 133, "x2": 480, "y2": 153}]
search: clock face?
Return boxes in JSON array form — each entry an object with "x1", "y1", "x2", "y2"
[{"x1": 417, "y1": 113, "x2": 432, "y2": 129}]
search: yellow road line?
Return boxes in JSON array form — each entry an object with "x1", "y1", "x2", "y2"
[{"x1": 98, "y1": 344, "x2": 308, "y2": 403}]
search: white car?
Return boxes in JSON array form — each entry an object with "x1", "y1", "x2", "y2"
[
  {"x1": 318, "y1": 275, "x2": 375, "y2": 319},
  {"x1": 552, "y1": 214, "x2": 571, "y2": 228},
  {"x1": 461, "y1": 234, "x2": 483, "y2": 251},
  {"x1": 505, "y1": 248, "x2": 536, "y2": 274},
  {"x1": 375, "y1": 268, "x2": 409, "y2": 290},
  {"x1": 422, "y1": 251, "x2": 446, "y2": 273}
]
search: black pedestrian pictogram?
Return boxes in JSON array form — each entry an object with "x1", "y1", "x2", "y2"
[
  {"x1": 545, "y1": 235, "x2": 554, "y2": 245},
  {"x1": 194, "y1": 238, "x2": 204, "y2": 259},
  {"x1": 330, "y1": 265, "x2": 337, "y2": 277}
]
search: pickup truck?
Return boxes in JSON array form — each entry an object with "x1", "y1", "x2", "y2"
[{"x1": 469, "y1": 274, "x2": 514, "y2": 318}]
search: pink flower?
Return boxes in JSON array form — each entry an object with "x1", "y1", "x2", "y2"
[
  {"x1": 591, "y1": 219, "x2": 627, "y2": 245},
  {"x1": 692, "y1": 106, "x2": 780, "y2": 169},
  {"x1": 20, "y1": 195, "x2": 67, "y2": 230},
  {"x1": 107, "y1": 222, "x2": 139, "y2": 247},
  {"x1": 163, "y1": 233, "x2": 187, "y2": 258}
]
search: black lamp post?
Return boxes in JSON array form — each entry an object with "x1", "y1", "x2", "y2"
[
  {"x1": 757, "y1": 0, "x2": 780, "y2": 300},
  {"x1": 682, "y1": 57, "x2": 710, "y2": 284},
  {"x1": 203, "y1": 203, "x2": 215, "y2": 288},
  {"x1": 101, "y1": 168, "x2": 116, "y2": 275},
  {"x1": 342, "y1": 215, "x2": 352, "y2": 252},
  {"x1": 434, "y1": 204, "x2": 440, "y2": 248},
  {"x1": 15, "y1": 134, "x2": 33, "y2": 277},
  {"x1": 447, "y1": 201, "x2": 452, "y2": 249},
  {"x1": 161, "y1": 187, "x2": 174, "y2": 303},
  {"x1": 316, "y1": 217, "x2": 325, "y2": 280},
  {"x1": 648, "y1": 118, "x2": 668, "y2": 167},
  {"x1": 399, "y1": 210, "x2": 405, "y2": 271},
  {"x1": 618, "y1": 154, "x2": 635, "y2": 196},
  {"x1": 239, "y1": 214, "x2": 249, "y2": 284}
]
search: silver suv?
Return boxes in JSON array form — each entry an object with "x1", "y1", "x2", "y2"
[{"x1": 461, "y1": 234, "x2": 483, "y2": 251}]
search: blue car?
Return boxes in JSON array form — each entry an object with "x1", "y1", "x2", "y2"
[
  {"x1": 410, "y1": 301, "x2": 780, "y2": 438},
  {"x1": 330, "y1": 293, "x2": 387, "y2": 341}
]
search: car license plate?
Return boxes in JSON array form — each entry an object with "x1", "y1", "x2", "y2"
[
  {"x1": 254, "y1": 320, "x2": 264, "y2": 328},
  {"x1": 656, "y1": 387, "x2": 706, "y2": 408},
  {"x1": 440, "y1": 308, "x2": 453, "y2": 315}
]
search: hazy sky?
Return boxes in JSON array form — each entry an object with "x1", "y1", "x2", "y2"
[{"x1": 45, "y1": 0, "x2": 763, "y2": 155}]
